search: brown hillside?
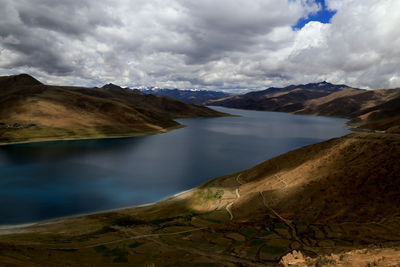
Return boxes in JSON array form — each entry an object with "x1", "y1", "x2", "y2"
[
  {"x1": 297, "y1": 88, "x2": 364, "y2": 116},
  {"x1": 298, "y1": 88, "x2": 400, "y2": 117},
  {"x1": 350, "y1": 93, "x2": 400, "y2": 133},
  {"x1": 297, "y1": 88, "x2": 400, "y2": 132},
  {"x1": 218, "y1": 133, "x2": 400, "y2": 224}
]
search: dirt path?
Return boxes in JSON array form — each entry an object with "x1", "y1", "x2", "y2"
[
  {"x1": 225, "y1": 175, "x2": 242, "y2": 220},
  {"x1": 236, "y1": 173, "x2": 244, "y2": 185}
]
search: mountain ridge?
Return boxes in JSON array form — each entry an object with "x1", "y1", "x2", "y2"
[{"x1": 208, "y1": 81, "x2": 351, "y2": 113}]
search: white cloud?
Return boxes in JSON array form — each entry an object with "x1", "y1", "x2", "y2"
[{"x1": 0, "y1": 0, "x2": 399, "y2": 90}]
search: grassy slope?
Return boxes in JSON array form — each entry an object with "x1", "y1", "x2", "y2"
[
  {"x1": 0, "y1": 74, "x2": 227, "y2": 144},
  {"x1": 1, "y1": 133, "x2": 399, "y2": 266}
]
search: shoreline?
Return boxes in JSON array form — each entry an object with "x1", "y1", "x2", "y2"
[
  {"x1": 0, "y1": 124, "x2": 185, "y2": 147},
  {"x1": 0, "y1": 188, "x2": 195, "y2": 233}
]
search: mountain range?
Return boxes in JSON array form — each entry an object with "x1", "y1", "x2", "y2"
[
  {"x1": 140, "y1": 88, "x2": 231, "y2": 105},
  {"x1": 0, "y1": 74, "x2": 226, "y2": 144}
]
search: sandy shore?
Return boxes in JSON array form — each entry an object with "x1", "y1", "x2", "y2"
[{"x1": 0, "y1": 187, "x2": 195, "y2": 235}]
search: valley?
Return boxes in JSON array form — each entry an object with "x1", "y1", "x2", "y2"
[{"x1": 0, "y1": 74, "x2": 399, "y2": 266}]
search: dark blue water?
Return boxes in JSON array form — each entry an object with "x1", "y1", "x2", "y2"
[{"x1": 0, "y1": 107, "x2": 351, "y2": 224}]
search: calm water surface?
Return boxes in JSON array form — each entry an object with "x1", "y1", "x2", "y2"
[{"x1": 0, "y1": 107, "x2": 351, "y2": 224}]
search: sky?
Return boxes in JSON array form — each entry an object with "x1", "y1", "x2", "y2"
[
  {"x1": 293, "y1": 0, "x2": 336, "y2": 29},
  {"x1": 0, "y1": 0, "x2": 399, "y2": 91}
]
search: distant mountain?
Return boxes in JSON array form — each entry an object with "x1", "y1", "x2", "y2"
[
  {"x1": 101, "y1": 83, "x2": 142, "y2": 94},
  {"x1": 209, "y1": 81, "x2": 400, "y2": 133},
  {"x1": 0, "y1": 74, "x2": 227, "y2": 144},
  {"x1": 208, "y1": 81, "x2": 351, "y2": 112},
  {"x1": 141, "y1": 88, "x2": 231, "y2": 105},
  {"x1": 101, "y1": 83, "x2": 125, "y2": 90}
]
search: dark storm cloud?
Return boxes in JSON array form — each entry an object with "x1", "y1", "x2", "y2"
[
  {"x1": 17, "y1": 0, "x2": 121, "y2": 37},
  {"x1": 0, "y1": 23, "x2": 74, "y2": 74}
]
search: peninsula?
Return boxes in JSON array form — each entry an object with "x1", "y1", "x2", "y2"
[{"x1": 0, "y1": 74, "x2": 227, "y2": 145}]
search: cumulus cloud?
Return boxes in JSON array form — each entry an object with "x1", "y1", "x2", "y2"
[
  {"x1": 289, "y1": 0, "x2": 400, "y2": 89},
  {"x1": 0, "y1": 0, "x2": 399, "y2": 90}
]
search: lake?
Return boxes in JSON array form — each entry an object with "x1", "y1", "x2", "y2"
[{"x1": 0, "y1": 107, "x2": 351, "y2": 225}]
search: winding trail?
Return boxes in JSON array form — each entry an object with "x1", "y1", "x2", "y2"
[
  {"x1": 235, "y1": 188, "x2": 240, "y2": 198},
  {"x1": 225, "y1": 202, "x2": 234, "y2": 220},
  {"x1": 225, "y1": 174, "x2": 242, "y2": 220}
]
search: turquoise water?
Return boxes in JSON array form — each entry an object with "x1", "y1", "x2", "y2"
[{"x1": 0, "y1": 107, "x2": 351, "y2": 224}]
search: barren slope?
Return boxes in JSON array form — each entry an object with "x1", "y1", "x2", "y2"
[{"x1": 297, "y1": 88, "x2": 400, "y2": 133}]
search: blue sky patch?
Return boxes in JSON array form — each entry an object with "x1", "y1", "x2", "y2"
[{"x1": 292, "y1": 0, "x2": 336, "y2": 30}]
